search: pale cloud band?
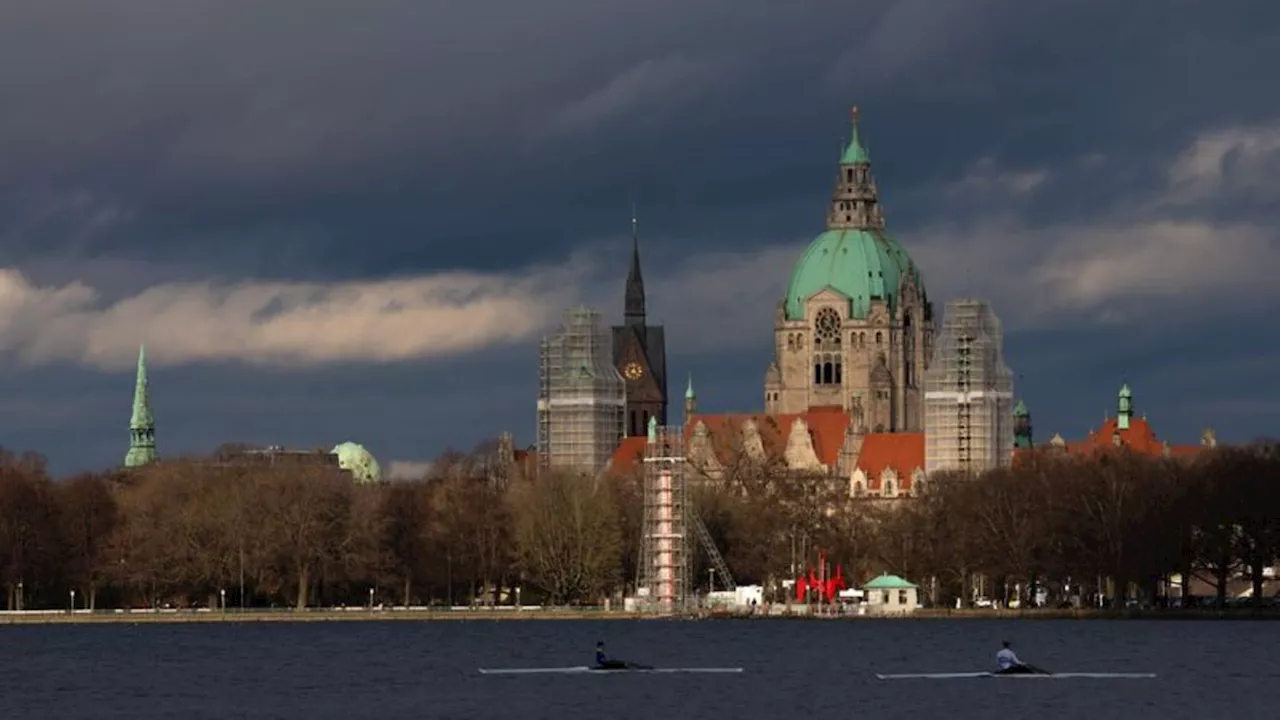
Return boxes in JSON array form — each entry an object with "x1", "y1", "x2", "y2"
[{"x1": 0, "y1": 122, "x2": 1275, "y2": 371}]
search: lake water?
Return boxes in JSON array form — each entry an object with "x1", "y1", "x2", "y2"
[{"x1": 2, "y1": 618, "x2": 1277, "y2": 719}]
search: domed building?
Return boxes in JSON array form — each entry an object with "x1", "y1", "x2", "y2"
[
  {"x1": 765, "y1": 106, "x2": 933, "y2": 431},
  {"x1": 332, "y1": 441, "x2": 382, "y2": 484},
  {"x1": 609, "y1": 107, "x2": 933, "y2": 499}
]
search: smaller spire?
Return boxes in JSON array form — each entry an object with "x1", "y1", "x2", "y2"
[
  {"x1": 624, "y1": 204, "x2": 646, "y2": 325},
  {"x1": 125, "y1": 344, "x2": 157, "y2": 467},
  {"x1": 685, "y1": 373, "x2": 695, "y2": 400}
]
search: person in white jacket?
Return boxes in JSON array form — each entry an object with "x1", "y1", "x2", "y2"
[{"x1": 996, "y1": 640, "x2": 1041, "y2": 674}]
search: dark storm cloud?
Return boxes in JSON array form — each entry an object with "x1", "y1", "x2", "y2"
[
  {"x1": 3, "y1": 0, "x2": 1272, "y2": 269},
  {"x1": 2, "y1": 0, "x2": 1279, "y2": 474}
]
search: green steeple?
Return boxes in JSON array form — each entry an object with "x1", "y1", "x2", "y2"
[
  {"x1": 1117, "y1": 383, "x2": 1133, "y2": 431},
  {"x1": 841, "y1": 106, "x2": 870, "y2": 165},
  {"x1": 685, "y1": 374, "x2": 695, "y2": 400},
  {"x1": 124, "y1": 345, "x2": 157, "y2": 467},
  {"x1": 1013, "y1": 399, "x2": 1033, "y2": 449}
]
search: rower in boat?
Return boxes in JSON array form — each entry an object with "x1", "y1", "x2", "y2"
[
  {"x1": 995, "y1": 640, "x2": 1043, "y2": 675},
  {"x1": 595, "y1": 641, "x2": 629, "y2": 670}
]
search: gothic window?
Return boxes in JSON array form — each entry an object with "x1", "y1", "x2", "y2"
[
  {"x1": 875, "y1": 331, "x2": 883, "y2": 345},
  {"x1": 846, "y1": 168, "x2": 853, "y2": 183},
  {"x1": 834, "y1": 363, "x2": 842, "y2": 384},
  {"x1": 822, "y1": 361, "x2": 833, "y2": 384},
  {"x1": 884, "y1": 480, "x2": 895, "y2": 497},
  {"x1": 853, "y1": 480, "x2": 864, "y2": 497},
  {"x1": 859, "y1": 332, "x2": 866, "y2": 347},
  {"x1": 814, "y1": 362, "x2": 822, "y2": 384},
  {"x1": 787, "y1": 334, "x2": 795, "y2": 351}
]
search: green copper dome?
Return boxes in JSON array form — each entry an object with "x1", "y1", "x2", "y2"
[
  {"x1": 782, "y1": 106, "x2": 923, "y2": 321},
  {"x1": 332, "y1": 441, "x2": 382, "y2": 484},
  {"x1": 783, "y1": 229, "x2": 919, "y2": 320}
]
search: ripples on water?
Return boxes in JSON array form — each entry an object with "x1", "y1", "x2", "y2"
[{"x1": 1, "y1": 618, "x2": 1278, "y2": 719}]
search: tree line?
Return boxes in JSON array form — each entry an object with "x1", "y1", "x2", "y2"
[{"x1": 0, "y1": 442, "x2": 1276, "y2": 611}]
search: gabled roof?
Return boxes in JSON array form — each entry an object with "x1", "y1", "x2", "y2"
[{"x1": 607, "y1": 410, "x2": 926, "y2": 489}]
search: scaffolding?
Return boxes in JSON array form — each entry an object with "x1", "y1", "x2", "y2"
[
  {"x1": 536, "y1": 306, "x2": 626, "y2": 476},
  {"x1": 637, "y1": 423, "x2": 691, "y2": 614},
  {"x1": 923, "y1": 299, "x2": 1015, "y2": 476}
]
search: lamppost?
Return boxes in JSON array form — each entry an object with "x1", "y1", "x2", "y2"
[
  {"x1": 368, "y1": 587, "x2": 374, "y2": 611},
  {"x1": 17, "y1": 581, "x2": 22, "y2": 612},
  {"x1": 515, "y1": 586, "x2": 522, "y2": 610},
  {"x1": 220, "y1": 588, "x2": 226, "y2": 614},
  {"x1": 69, "y1": 589, "x2": 76, "y2": 615}
]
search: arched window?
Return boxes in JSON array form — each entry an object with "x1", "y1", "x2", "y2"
[
  {"x1": 814, "y1": 363, "x2": 822, "y2": 384},
  {"x1": 787, "y1": 334, "x2": 795, "y2": 351},
  {"x1": 834, "y1": 362, "x2": 842, "y2": 384},
  {"x1": 884, "y1": 479, "x2": 895, "y2": 497},
  {"x1": 822, "y1": 361, "x2": 833, "y2": 384},
  {"x1": 846, "y1": 168, "x2": 853, "y2": 183},
  {"x1": 875, "y1": 331, "x2": 883, "y2": 345}
]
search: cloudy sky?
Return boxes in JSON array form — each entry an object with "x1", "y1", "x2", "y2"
[{"x1": 2, "y1": 0, "x2": 1277, "y2": 476}]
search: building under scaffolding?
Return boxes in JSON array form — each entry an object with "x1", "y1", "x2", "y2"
[
  {"x1": 923, "y1": 299, "x2": 1015, "y2": 476},
  {"x1": 536, "y1": 306, "x2": 626, "y2": 476}
]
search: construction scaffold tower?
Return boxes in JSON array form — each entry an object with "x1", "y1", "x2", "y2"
[
  {"x1": 536, "y1": 306, "x2": 625, "y2": 476},
  {"x1": 923, "y1": 299, "x2": 1015, "y2": 476},
  {"x1": 638, "y1": 421, "x2": 691, "y2": 614},
  {"x1": 636, "y1": 420, "x2": 735, "y2": 615}
]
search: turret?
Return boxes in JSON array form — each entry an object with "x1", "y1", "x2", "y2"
[
  {"x1": 1117, "y1": 383, "x2": 1133, "y2": 431},
  {"x1": 124, "y1": 345, "x2": 157, "y2": 467},
  {"x1": 1013, "y1": 399, "x2": 1033, "y2": 449},
  {"x1": 827, "y1": 105, "x2": 885, "y2": 231},
  {"x1": 684, "y1": 374, "x2": 696, "y2": 425}
]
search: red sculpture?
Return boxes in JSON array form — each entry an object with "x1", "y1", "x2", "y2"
[{"x1": 794, "y1": 551, "x2": 846, "y2": 603}]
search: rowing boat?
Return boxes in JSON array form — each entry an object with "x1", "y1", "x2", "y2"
[
  {"x1": 479, "y1": 666, "x2": 743, "y2": 675},
  {"x1": 876, "y1": 672, "x2": 1156, "y2": 680}
]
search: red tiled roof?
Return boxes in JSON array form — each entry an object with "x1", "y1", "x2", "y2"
[
  {"x1": 857, "y1": 432, "x2": 925, "y2": 490},
  {"x1": 607, "y1": 411, "x2": 926, "y2": 492},
  {"x1": 607, "y1": 409, "x2": 852, "y2": 471},
  {"x1": 1015, "y1": 415, "x2": 1203, "y2": 461}
]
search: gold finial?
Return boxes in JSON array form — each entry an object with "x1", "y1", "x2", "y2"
[{"x1": 851, "y1": 105, "x2": 859, "y2": 124}]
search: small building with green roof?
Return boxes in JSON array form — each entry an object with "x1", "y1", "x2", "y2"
[{"x1": 862, "y1": 573, "x2": 920, "y2": 614}]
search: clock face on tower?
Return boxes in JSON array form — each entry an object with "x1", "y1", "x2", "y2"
[{"x1": 623, "y1": 362, "x2": 644, "y2": 380}]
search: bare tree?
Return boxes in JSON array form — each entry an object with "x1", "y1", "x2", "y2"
[{"x1": 508, "y1": 472, "x2": 622, "y2": 604}]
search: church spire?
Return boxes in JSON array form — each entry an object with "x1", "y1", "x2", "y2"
[
  {"x1": 124, "y1": 344, "x2": 157, "y2": 467},
  {"x1": 624, "y1": 203, "x2": 646, "y2": 326},
  {"x1": 827, "y1": 105, "x2": 885, "y2": 231}
]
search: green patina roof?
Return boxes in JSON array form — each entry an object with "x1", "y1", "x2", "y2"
[
  {"x1": 784, "y1": 229, "x2": 919, "y2": 320},
  {"x1": 841, "y1": 109, "x2": 870, "y2": 165},
  {"x1": 332, "y1": 441, "x2": 382, "y2": 484},
  {"x1": 1014, "y1": 399, "x2": 1028, "y2": 417},
  {"x1": 863, "y1": 574, "x2": 918, "y2": 590},
  {"x1": 124, "y1": 345, "x2": 157, "y2": 468},
  {"x1": 129, "y1": 345, "x2": 153, "y2": 428}
]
